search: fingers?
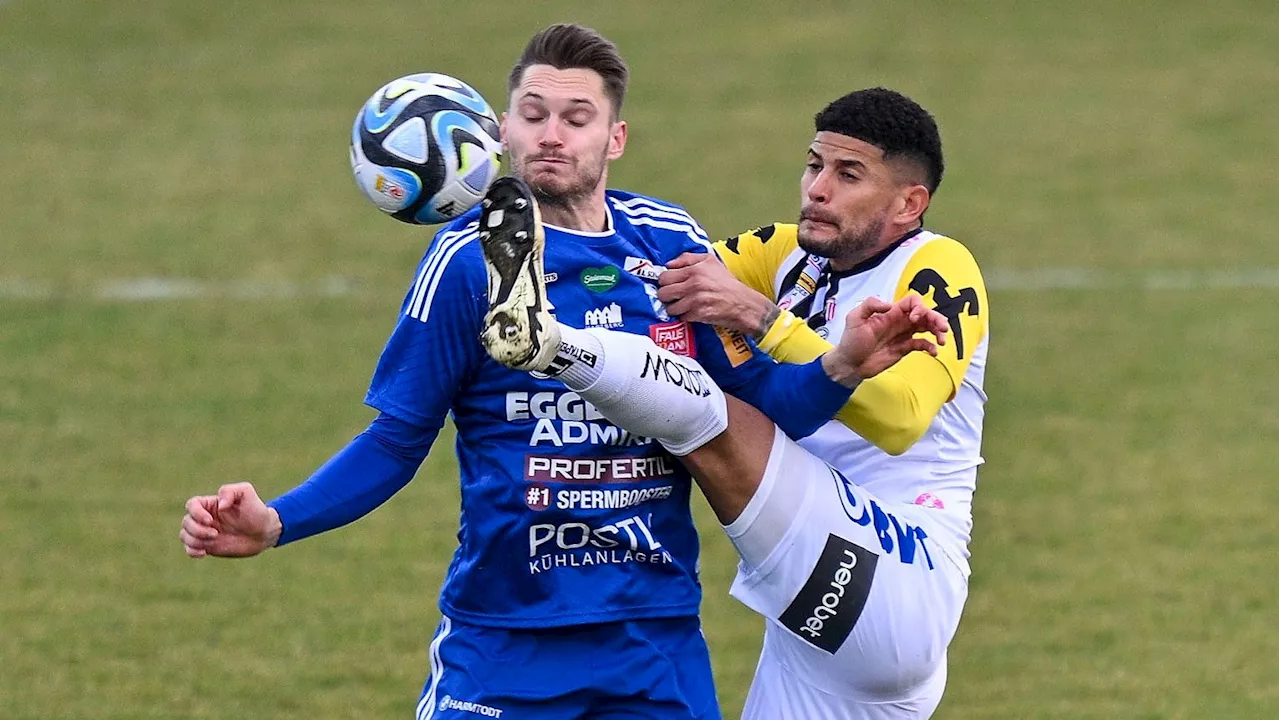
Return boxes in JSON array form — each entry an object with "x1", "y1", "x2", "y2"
[
  {"x1": 655, "y1": 283, "x2": 683, "y2": 304},
  {"x1": 664, "y1": 252, "x2": 710, "y2": 270},
  {"x1": 901, "y1": 336, "x2": 940, "y2": 357},
  {"x1": 182, "y1": 511, "x2": 218, "y2": 540},
  {"x1": 180, "y1": 505, "x2": 219, "y2": 557},
  {"x1": 185, "y1": 495, "x2": 218, "y2": 525},
  {"x1": 874, "y1": 336, "x2": 938, "y2": 370},
  {"x1": 179, "y1": 526, "x2": 211, "y2": 557},
  {"x1": 849, "y1": 296, "x2": 893, "y2": 324},
  {"x1": 900, "y1": 294, "x2": 928, "y2": 318},
  {"x1": 861, "y1": 296, "x2": 894, "y2": 315},
  {"x1": 897, "y1": 295, "x2": 949, "y2": 345},
  {"x1": 217, "y1": 482, "x2": 256, "y2": 512},
  {"x1": 656, "y1": 265, "x2": 693, "y2": 287},
  {"x1": 664, "y1": 297, "x2": 697, "y2": 320}
]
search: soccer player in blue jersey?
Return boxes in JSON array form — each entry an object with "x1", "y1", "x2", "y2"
[
  {"x1": 177, "y1": 24, "x2": 898, "y2": 720},
  {"x1": 480, "y1": 89, "x2": 983, "y2": 719}
]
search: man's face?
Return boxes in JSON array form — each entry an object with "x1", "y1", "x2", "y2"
[
  {"x1": 502, "y1": 65, "x2": 625, "y2": 203},
  {"x1": 797, "y1": 131, "x2": 906, "y2": 264}
]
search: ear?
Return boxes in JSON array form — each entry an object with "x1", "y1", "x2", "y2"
[
  {"x1": 896, "y1": 184, "x2": 930, "y2": 226},
  {"x1": 607, "y1": 119, "x2": 628, "y2": 161},
  {"x1": 499, "y1": 111, "x2": 508, "y2": 151}
]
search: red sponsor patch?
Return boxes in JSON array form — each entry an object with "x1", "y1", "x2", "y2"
[{"x1": 649, "y1": 320, "x2": 695, "y2": 358}]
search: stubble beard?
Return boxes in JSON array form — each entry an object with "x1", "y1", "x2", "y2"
[
  {"x1": 796, "y1": 212, "x2": 887, "y2": 267},
  {"x1": 514, "y1": 147, "x2": 609, "y2": 212}
]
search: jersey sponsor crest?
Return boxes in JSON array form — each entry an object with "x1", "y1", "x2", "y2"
[
  {"x1": 777, "y1": 533, "x2": 877, "y2": 654},
  {"x1": 649, "y1": 320, "x2": 695, "y2": 357},
  {"x1": 580, "y1": 266, "x2": 619, "y2": 293},
  {"x1": 527, "y1": 514, "x2": 673, "y2": 575},
  {"x1": 829, "y1": 467, "x2": 935, "y2": 569},
  {"x1": 585, "y1": 302, "x2": 624, "y2": 328},
  {"x1": 524, "y1": 453, "x2": 677, "y2": 483},
  {"x1": 714, "y1": 326, "x2": 752, "y2": 367},
  {"x1": 777, "y1": 255, "x2": 826, "y2": 312},
  {"x1": 624, "y1": 256, "x2": 666, "y2": 282}
]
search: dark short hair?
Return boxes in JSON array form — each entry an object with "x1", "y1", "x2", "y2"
[
  {"x1": 814, "y1": 88, "x2": 944, "y2": 193},
  {"x1": 508, "y1": 24, "x2": 629, "y2": 117}
]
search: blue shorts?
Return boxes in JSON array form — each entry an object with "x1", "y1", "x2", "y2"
[{"x1": 414, "y1": 615, "x2": 721, "y2": 720}]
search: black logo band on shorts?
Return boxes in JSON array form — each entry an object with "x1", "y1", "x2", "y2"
[{"x1": 778, "y1": 534, "x2": 877, "y2": 654}]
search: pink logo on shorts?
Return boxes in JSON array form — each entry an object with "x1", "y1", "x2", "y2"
[{"x1": 913, "y1": 492, "x2": 945, "y2": 509}]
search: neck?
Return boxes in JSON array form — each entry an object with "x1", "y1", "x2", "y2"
[
  {"x1": 537, "y1": 192, "x2": 608, "y2": 232},
  {"x1": 826, "y1": 223, "x2": 922, "y2": 273}
]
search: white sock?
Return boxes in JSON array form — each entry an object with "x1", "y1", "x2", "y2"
[
  {"x1": 544, "y1": 324, "x2": 606, "y2": 388},
  {"x1": 554, "y1": 326, "x2": 728, "y2": 456}
]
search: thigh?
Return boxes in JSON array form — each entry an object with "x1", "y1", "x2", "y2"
[
  {"x1": 727, "y1": 436, "x2": 967, "y2": 700},
  {"x1": 730, "y1": 433, "x2": 962, "y2": 619},
  {"x1": 742, "y1": 648, "x2": 948, "y2": 720}
]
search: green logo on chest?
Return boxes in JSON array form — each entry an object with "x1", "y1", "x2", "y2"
[{"x1": 580, "y1": 266, "x2": 620, "y2": 292}]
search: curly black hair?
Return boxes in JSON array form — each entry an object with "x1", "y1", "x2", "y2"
[{"x1": 814, "y1": 88, "x2": 944, "y2": 193}]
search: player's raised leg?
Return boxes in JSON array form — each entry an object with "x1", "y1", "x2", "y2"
[{"x1": 476, "y1": 176, "x2": 944, "y2": 524}]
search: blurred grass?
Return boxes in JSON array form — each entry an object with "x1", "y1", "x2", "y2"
[{"x1": 0, "y1": 0, "x2": 1275, "y2": 718}]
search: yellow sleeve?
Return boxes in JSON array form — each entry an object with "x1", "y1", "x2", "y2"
[
  {"x1": 712, "y1": 223, "x2": 799, "y2": 301},
  {"x1": 894, "y1": 237, "x2": 989, "y2": 396},
  {"x1": 757, "y1": 236, "x2": 989, "y2": 455}
]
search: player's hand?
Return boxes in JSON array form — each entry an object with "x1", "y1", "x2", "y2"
[
  {"x1": 657, "y1": 252, "x2": 779, "y2": 338},
  {"x1": 822, "y1": 295, "x2": 949, "y2": 387},
  {"x1": 179, "y1": 482, "x2": 282, "y2": 558}
]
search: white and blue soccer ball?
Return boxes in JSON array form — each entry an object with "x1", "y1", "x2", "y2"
[{"x1": 350, "y1": 73, "x2": 503, "y2": 225}]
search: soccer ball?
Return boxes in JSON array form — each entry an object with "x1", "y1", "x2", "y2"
[{"x1": 350, "y1": 73, "x2": 503, "y2": 225}]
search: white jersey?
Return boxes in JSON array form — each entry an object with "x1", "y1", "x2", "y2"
[
  {"x1": 714, "y1": 224, "x2": 991, "y2": 717},
  {"x1": 720, "y1": 224, "x2": 989, "y2": 571}
]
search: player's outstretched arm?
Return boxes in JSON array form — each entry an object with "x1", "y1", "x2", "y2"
[
  {"x1": 179, "y1": 412, "x2": 436, "y2": 557},
  {"x1": 821, "y1": 295, "x2": 948, "y2": 387},
  {"x1": 680, "y1": 296, "x2": 946, "y2": 523},
  {"x1": 180, "y1": 483, "x2": 281, "y2": 558}
]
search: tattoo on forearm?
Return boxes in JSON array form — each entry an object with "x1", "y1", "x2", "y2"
[{"x1": 754, "y1": 306, "x2": 781, "y2": 340}]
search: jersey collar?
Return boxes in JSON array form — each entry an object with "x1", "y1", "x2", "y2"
[{"x1": 829, "y1": 227, "x2": 924, "y2": 279}]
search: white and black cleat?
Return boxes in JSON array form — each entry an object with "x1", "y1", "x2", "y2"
[{"x1": 479, "y1": 176, "x2": 560, "y2": 371}]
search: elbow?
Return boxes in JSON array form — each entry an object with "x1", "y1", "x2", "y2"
[{"x1": 873, "y1": 418, "x2": 931, "y2": 456}]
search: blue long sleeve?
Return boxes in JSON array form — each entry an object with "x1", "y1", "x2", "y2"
[
  {"x1": 690, "y1": 322, "x2": 851, "y2": 440},
  {"x1": 267, "y1": 412, "x2": 438, "y2": 546}
]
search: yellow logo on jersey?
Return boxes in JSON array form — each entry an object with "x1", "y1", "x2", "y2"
[{"x1": 715, "y1": 327, "x2": 752, "y2": 367}]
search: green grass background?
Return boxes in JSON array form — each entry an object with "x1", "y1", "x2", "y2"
[{"x1": 1, "y1": 1, "x2": 1275, "y2": 718}]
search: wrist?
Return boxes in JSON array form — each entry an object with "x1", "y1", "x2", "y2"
[
  {"x1": 263, "y1": 507, "x2": 283, "y2": 549},
  {"x1": 821, "y1": 350, "x2": 864, "y2": 390},
  {"x1": 749, "y1": 301, "x2": 782, "y2": 341}
]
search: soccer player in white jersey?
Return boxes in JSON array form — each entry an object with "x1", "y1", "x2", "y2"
[{"x1": 478, "y1": 88, "x2": 987, "y2": 719}]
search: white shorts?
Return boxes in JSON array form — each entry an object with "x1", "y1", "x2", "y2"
[{"x1": 723, "y1": 431, "x2": 970, "y2": 720}]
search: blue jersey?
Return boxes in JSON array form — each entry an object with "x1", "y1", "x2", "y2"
[{"x1": 365, "y1": 190, "x2": 847, "y2": 628}]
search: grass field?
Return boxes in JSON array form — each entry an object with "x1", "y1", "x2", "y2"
[{"x1": 1, "y1": 1, "x2": 1276, "y2": 718}]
